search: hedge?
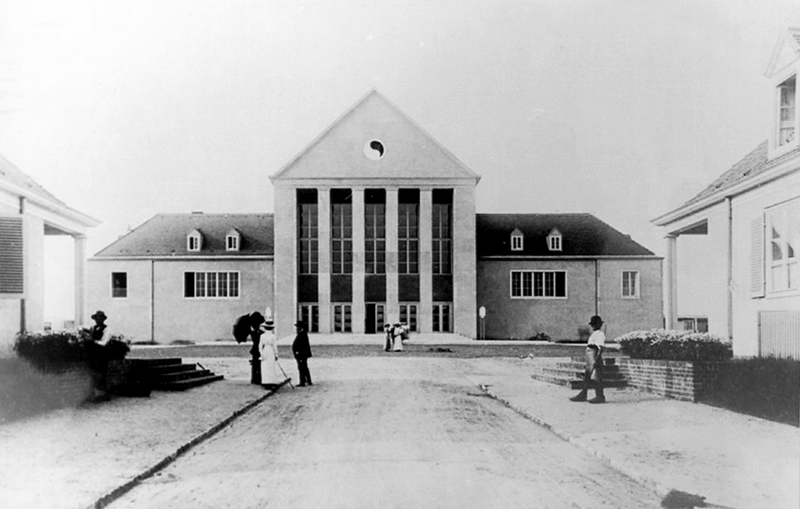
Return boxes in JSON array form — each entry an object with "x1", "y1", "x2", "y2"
[
  {"x1": 13, "y1": 330, "x2": 130, "y2": 373},
  {"x1": 616, "y1": 329, "x2": 732, "y2": 361}
]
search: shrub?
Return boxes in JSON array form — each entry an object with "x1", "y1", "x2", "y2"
[
  {"x1": 528, "y1": 332, "x2": 551, "y2": 342},
  {"x1": 701, "y1": 357, "x2": 800, "y2": 426},
  {"x1": 14, "y1": 330, "x2": 130, "y2": 373},
  {"x1": 616, "y1": 329, "x2": 732, "y2": 361}
]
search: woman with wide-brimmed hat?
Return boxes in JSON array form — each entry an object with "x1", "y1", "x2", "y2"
[{"x1": 259, "y1": 316, "x2": 282, "y2": 389}]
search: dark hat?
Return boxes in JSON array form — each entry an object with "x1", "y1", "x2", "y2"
[
  {"x1": 250, "y1": 312, "x2": 266, "y2": 325},
  {"x1": 589, "y1": 315, "x2": 604, "y2": 326},
  {"x1": 294, "y1": 321, "x2": 306, "y2": 329},
  {"x1": 91, "y1": 310, "x2": 107, "y2": 321}
]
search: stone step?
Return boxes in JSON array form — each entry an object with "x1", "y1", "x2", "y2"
[{"x1": 149, "y1": 373, "x2": 225, "y2": 391}]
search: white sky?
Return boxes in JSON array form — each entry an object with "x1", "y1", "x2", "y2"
[{"x1": 1, "y1": 0, "x2": 798, "y2": 320}]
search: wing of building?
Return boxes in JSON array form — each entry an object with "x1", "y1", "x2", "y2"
[
  {"x1": 0, "y1": 154, "x2": 99, "y2": 346},
  {"x1": 653, "y1": 28, "x2": 800, "y2": 359},
  {"x1": 477, "y1": 213, "x2": 661, "y2": 340},
  {"x1": 88, "y1": 213, "x2": 274, "y2": 343}
]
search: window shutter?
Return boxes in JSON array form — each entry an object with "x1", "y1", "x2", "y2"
[
  {"x1": 750, "y1": 215, "x2": 765, "y2": 298},
  {"x1": 0, "y1": 216, "x2": 24, "y2": 294}
]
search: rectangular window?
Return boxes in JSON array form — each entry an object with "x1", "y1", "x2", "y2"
[
  {"x1": 398, "y1": 203, "x2": 419, "y2": 274},
  {"x1": 779, "y1": 75, "x2": 796, "y2": 147},
  {"x1": 333, "y1": 304, "x2": 352, "y2": 333},
  {"x1": 111, "y1": 272, "x2": 127, "y2": 298},
  {"x1": 299, "y1": 304, "x2": 319, "y2": 333},
  {"x1": 432, "y1": 303, "x2": 451, "y2": 332},
  {"x1": 400, "y1": 303, "x2": 418, "y2": 332},
  {"x1": 226, "y1": 235, "x2": 239, "y2": 251},
  {"x1": 432, "y1": 202, "x2": 452, "y2": 275},
  {"x1": 299, "y1": 202, "x2": 319, "y2": 275},
  {"x1": 331, "y1": 190, "x2": 353, "y2": 275},
  {"x1": 510, "y1": 270, "x2": 567, "y2": 298},
  {"x1": 766, "y1": 198, "x2": 800, "y2": 293},
  {"x1": 365, "y1": 199, "x2": 386, "y2": 275},
  {"x1": 184, "y1": 271, "x2": 240, "y2": 299},
  {"x1": 622, "y1": 270, "x2": 640, "y2": 299},
  {"x1": 511, "y1": 235, "x2": 523, "y2": 251},
  {"x1": 678, "y1": 316, "x2": 709, "y2": 333}
]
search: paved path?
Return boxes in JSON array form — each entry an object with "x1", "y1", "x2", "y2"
[{"x1": 106, "y1": 358, "x2": 660, "y2": 509}]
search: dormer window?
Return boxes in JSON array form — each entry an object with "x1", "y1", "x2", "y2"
[
  {"x1": 510, "y1": 228, "x2": 524, "y2": 251},
  {"x1": 778, "y1": 75, "x2": 796, "y2": 147},
  {"x1": 187, "y1": 229, "x2": 202, "y2": 252},
  {"x1": 547, "y1": 228, "x2": 562, "y2": 252},
  {"x1": 226, "y1": 229, "x2": 241, "y2": 252}
]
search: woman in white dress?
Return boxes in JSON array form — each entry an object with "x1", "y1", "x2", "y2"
[
  {"x1": 259, "y1": 319, "x2": 282, "y2": 388},
  {"x1": 391, "y1": 323, "x2": 405, "y2": 352}
]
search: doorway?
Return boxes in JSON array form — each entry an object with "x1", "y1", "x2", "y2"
[{"x1": 365, "y1": 303, "x2": 385, "y2": 334}]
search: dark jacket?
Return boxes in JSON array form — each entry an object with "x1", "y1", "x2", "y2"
[{"x1": 292, "y1": 331, "x2": 312, "y2": 360}]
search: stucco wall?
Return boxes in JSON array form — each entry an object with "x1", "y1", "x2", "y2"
[
  {"x1": 453, "y1": 185, "x2": 477, "y2": 338},
  {"x1": 87, "y1": 259, "x2": 153, "y2": 342},
  {"x1": 476, "y1": 259, "x2": 597, "y2": 340},
  {"x1": 597, "y1": 258, "x2": 663, "y2": 339},
  {"x1": 730, "y1": 171, "x2": 800, "y2": 357},
  {"x1": 87, "y1": 258, "x2": 273, "y2": 343}
]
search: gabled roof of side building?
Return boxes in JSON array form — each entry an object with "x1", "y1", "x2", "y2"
[
  {"x1": 93, "y1": 213, "x2": 274, "y2": 257},
  {"x1": 477, "y1": 213, "x2": 656, "y2": 257},
  {"x1": 653, "y1": 141, "x2": 800, "y2": 226},
  {"x1": 0, "y1": 154, "x2": 98, "y2": 228}
]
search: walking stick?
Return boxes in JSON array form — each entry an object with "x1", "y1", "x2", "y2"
[{"x1": 275, "y1": 358, "x2": 295, "y2": 389}]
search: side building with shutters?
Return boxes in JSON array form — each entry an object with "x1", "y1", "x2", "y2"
[
  {"x1": 653, "y1": 27, "x2": 800, "y2": 359},
  {"x1": 0, "y1": 155, "x2": 99, "y2": 348}
]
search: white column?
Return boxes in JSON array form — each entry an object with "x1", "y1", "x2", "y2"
[
  {"x1": 273, "y1": 185, "x2": 297, "y2": 340},
  {"x1": 352, "y1": 188, "x2": 365, "y2": 333},
  {"x1": 318, "y1": 189, "x2": 331, "y2": 333},
  {"x1": 419, "y1": 188, "x2": 433, "y2": 333},
  {"x1": 386, "y1": 188, "x2": 399, "y2": 324},
  {"x1": 74, "y1": 235, "x2": 87, "y2": 327},
  {"x1": 665, "y1": 234, "x2": 678, "y2": 330},
  {"x1": 453, "y1": 186, "x2": 477, "y2": 338}
]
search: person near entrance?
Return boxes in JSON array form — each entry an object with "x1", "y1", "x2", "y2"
[
  {"x1": 383, "y1": 323, "x2": 393, "y2": 351},
  {"x1": 259, "y1": 317, "x2": 282, "y2": 389},
  {"x1": 292, "y1": 321, "x2": 313, "y2": 386},
  {"x1": 570, "y1": 315, "x2": 606, "y2": 404}
]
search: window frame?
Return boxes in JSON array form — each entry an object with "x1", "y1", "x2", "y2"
[
  {"x1": 777, "y1": 74, "x2": 797, "y2": 149},
  {"x1": 547, "y1": 232, "x2": 562, "y2": 252},
  {"x1": 111, "y1": 272, "x2": 128, "y2": 299},
  {"x1": 187, "y1": 231, "x2": 202, "y2": 252},
  {"x1": 184, "y1": 271, "x2": 240, "y2": 299},
  {"x1": 511, "y1": 233, "x2": 524, "y2": 251},
  {"x1": 765, "y1": 198, "x2": 800, "y2": 295},
  {"x1": 226, "y1": 231, "x2": 240, "y2": 252},
  {"x1": 621, "y1": 270, "x2": 640, "y2": 299},
  {"x1": 509, "y1": 270, "x2": 568, "y2": 299}
]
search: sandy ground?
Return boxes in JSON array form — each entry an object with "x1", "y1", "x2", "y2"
[{"x1": 105, "y1": 358, "x2": 661, "y2": 509}]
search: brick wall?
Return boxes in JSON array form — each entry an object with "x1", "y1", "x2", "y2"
[{"x1": 617, "y1": 358, "x2": 728, "y2": 402}]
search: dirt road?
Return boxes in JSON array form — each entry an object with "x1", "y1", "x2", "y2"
[{"x1": 107, "y1": 357, "x2": 660, "y2": 508}]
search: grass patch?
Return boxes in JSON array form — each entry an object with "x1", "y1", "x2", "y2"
[{"x1": 700, "y1": 357, "x2": 799, "y2": 427}]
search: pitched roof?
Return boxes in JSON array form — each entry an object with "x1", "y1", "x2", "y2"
[
  {"x1": 93, "y1": 213, "x2": 274, "y2": 257},
  {"x1": 0, "y1": 154, "x2": 68, "y2": 207},
  {"x1": 677, "y1": 141, "x2": 800, "y2": 210},
  {"x1": 271, "y1": 89, "x2": 481, "y2": 183},
  {"x1": 477, "y1": 213, "x2": 655, "y2": 257}
]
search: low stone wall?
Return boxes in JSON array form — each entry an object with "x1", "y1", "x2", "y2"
[{"x1": 617, "y1": 358, "x2": 727, "y2": 402}]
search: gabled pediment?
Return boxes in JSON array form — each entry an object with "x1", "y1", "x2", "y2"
[
  {"x1": 271, "y1": 90, "x2": 481, "y2": 183},
  {"x1": 765, "y1": 28, "x2": 800, "y2": 79}
]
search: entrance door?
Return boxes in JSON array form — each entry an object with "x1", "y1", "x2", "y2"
[{"x1": 365, "y1": 303, "x2": 385, "y2": 334}]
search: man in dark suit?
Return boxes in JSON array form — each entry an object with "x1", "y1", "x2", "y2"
[{"x1": 292, "y1": 321, "x2": 313, "y2": 386}]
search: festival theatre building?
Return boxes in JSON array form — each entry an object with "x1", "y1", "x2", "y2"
[{"x1": 88, "y1": 90, "x2": 662, "y2": 342}]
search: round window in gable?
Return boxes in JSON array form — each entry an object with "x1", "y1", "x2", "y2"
[{"x1": 364, "y1": 140, "x2": 385, "y2": 160}]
